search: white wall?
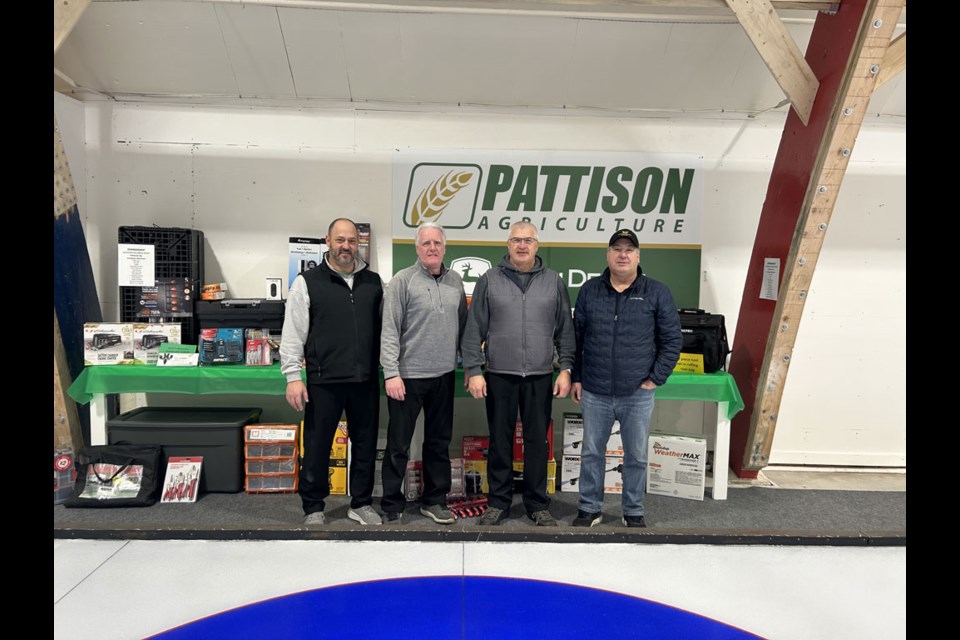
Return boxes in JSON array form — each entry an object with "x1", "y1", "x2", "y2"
[{"x1": 57, "y1": 99, "x2": 906, "y2": 467}]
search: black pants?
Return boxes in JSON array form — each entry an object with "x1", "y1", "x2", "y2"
[
  {"x1": 380, "y1": 372, "x2": 455, "y2": 513},
  {"x1": 300, "y1": 380, "x2": 380, "y2": 515},
  {"x1": 484, "y1": 371, "x2": 552, "y2": 514}
]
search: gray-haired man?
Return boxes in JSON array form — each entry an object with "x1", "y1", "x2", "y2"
[{"x1": 379, "y1": 222, "x2": 468, "y2": 524}]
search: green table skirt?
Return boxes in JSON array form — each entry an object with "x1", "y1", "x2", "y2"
[{"x1": 68, "y1": 365, "x2": 743, "y2": 420}]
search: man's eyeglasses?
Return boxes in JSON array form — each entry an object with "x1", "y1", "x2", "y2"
[{"x1": 508, "y1": 237, "x2": 538, "y2": 246}]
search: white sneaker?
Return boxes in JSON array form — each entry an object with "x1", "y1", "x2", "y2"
[
  {"x1": 304, "y1": 512, "x2": 325, "y2": 525},
  {"x1": 347, "y1": 505, "x2": 383, "y2": 525}
]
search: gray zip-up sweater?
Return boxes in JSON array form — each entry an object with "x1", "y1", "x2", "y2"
[
  {"x1": 462, "y1": 255, "x2": 575, "y2": 378},
  {"x1": 380, "y1": 260, "x2": 468, "y2": 380}
]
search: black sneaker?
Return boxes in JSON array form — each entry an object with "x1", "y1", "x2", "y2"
[
  {"x1": 622, "y1": 515, "x2": 647, "y2": 528},
  {"x1": 383, "y1": 511, "x2": 403, "y2": 524},
  {"x1": 572, "y1": 510, "x2": 602, "y2": 527}
]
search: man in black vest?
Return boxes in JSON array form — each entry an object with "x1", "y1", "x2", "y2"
[
  {"x1": 462, "y1": 221, "x2": 575, "y2": 526},
  {"x1": 280, "y1": 218, "x2": 384, "y2": 526}
]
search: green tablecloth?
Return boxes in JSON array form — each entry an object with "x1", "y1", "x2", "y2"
[{"x1": 68, "y1": 365, "x2": 744, "y2": 420}]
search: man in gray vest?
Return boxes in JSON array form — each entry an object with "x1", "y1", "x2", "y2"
[
  {"x1": 462, "y1": 221, "x2": 575, "y2": 526},
  {"x1": 379, "y1": 222, "x2": 467, "y2": 525}
]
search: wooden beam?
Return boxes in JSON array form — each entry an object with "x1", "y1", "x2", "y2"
[
  {"x1": 876, "y1": 31, "x2": 905, "y2": 87},
  {"x1": 724, "y1": 0, "x2": 820, "y2": 125},
  {"x1": 54, "y1": 0, "x2": 91, "y2": 55},
  {"x1": 55, "y1": 309, "x2": 84, "y2": 451},
  {"x1": 727, "y1": 0, "x2": 904, "y2": 477}
]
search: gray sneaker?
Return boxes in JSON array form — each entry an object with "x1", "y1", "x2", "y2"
[
  {"x1": 347, "y1": 505, "x2": 383, "y2": 525},
  {"x1": 304, "y1": 512, "x2": 325, "y2": 525},
  {"x1": 528, "y1": 510, "x2": 558, "y2": 527},
  {"x1": 420, "y1": 504, "x2": 455, "y2": 525},
  {"x1": 477, "y1": 506, "x2": 507, "y2": 526}
]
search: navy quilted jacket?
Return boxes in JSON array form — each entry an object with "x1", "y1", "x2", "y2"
[{"x1": 573, "y1": 267, "x2": 683, "y2": 395}]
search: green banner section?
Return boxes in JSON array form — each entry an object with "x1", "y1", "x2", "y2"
[{"x1": 392, "y1": 242, "x2": 701, "y2": 308}]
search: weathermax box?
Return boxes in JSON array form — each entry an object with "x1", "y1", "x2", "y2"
[{"x1": 646, "y1": 434, "x2": 707, "y2": 501}]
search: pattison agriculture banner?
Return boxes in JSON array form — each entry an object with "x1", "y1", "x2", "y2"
[{"x1": 391, "y1": 150, "x2": 704, "y2": 307}]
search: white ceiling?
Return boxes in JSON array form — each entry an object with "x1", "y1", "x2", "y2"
[{"x1": 54, "y1": 0, "x2": 906, "y2": 118}]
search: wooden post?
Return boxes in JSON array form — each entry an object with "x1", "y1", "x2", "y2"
[
  {"x1": 54, "y1": 310, "x2": 84, "y2": 450},
  {"x1": 728, "y1": 0, "x2": 904, "y2": 477}
]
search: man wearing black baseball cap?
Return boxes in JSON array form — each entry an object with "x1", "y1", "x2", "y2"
[{"x1": 569, "y1": 228, "x2": 682, "y2": 528}]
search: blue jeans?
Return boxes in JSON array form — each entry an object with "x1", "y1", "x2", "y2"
[{"x1": 579, "y1": 386, "x2": 656, "y2": 517}]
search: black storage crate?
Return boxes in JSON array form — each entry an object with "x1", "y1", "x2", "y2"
[
  {"x1": 107, "y1": 407, "x2": 261, "y2": 493},
  {"x1": 118, "y1": 226, "x2": 204, "y2": 342}
]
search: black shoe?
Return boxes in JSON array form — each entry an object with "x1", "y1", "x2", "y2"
[
  {"x1": 383, "y1": 511, "x2": 403, "y2": 524},
  {"x1": 528, "y1": 510, "x2": 558, "y2": 527},
  {"x1": 477, "y1": 506, "x2": 508, "y2": 526},
  {"x1": 572, "y1": 510, "x2": 602, "y2": 527},
  {"x1": 622, "y1": 515, "x2": 646, "y2": 528}
]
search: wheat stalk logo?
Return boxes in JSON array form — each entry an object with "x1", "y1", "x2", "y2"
[{"x1": 410, "y1": 170, "x2": 473, "y2": 225}]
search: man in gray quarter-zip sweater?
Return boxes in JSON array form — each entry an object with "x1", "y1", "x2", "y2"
[
  {"x1": 379, "y1": 222, "x2": 468, "y2": 525},
  {"x1": 461, "y1": 221, "x2": 575, "y2": 527}
]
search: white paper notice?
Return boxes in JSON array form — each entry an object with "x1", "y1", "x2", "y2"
[
  {"x1": 761, "y1": 258, "x2": 780, "y2": 300},
  {"x1": 118, "y1": 244, "x2": 156, "y2": 287}
]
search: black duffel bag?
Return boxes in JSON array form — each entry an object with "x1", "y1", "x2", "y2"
[
  {"x1": 64, "y1": 444, "x2": 162, "y2": 508},
  {"x1": 678, "y1": 308, "x2": 731, "y2": 373}
]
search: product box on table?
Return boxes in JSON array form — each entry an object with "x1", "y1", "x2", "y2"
[
  {"x1": 83, "y1": 323, "x2": 135, "y2": 365},
  {"x1": 133, "y1": 323, "x2": 182, "y2": 365}
]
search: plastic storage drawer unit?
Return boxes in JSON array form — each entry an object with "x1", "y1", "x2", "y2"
[{"x1": 107, "y1": 407, "x2": 262, "y2": 493}]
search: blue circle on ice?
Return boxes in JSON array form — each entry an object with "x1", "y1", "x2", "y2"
[{"x1": 151, "y1": 576, "x2": 761, "y2": 639}]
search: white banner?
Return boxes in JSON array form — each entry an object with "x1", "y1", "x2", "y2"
[{"x1": 392, "y1": 149, "x2": 702, "y2": 244}]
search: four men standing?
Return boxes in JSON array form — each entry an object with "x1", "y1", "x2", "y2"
[{"x1": 280, "y1": 219, "x2": 681, "y2": 528}]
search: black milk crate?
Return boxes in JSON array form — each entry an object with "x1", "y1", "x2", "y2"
[{"x1": 118, "y1": 226, "x2": 204, "y2": 342}]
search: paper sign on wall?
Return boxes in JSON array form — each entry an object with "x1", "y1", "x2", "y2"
[
  {"x1": 761, "y1": 258, "x2": 780, "y2": 301},
  {"x1": 118, "y1": 244, "x2": 155, "y2": 287}
]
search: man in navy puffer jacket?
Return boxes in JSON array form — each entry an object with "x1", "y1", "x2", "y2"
[{"x1": 570, "y1": 229, "x2": 682, "y2": 528}]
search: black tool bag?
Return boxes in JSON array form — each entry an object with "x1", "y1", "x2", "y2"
[
  {"x1": 678, "y1": 308, "x2": 731, "y2": 373},
  {"x1": 64, "y1": 444, "x2": 162, "y2": 508}
]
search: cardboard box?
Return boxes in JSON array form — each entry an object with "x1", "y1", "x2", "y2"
[
  {"x1": 448, "y1": 458, "x2": 466, "y2": 499},
  {"x1": 646, "y1": 434, "x2": 707, "y2": 501},
  {"x1": 133, "y1": 323, "x2": 182, "y2": 364},
  {"x1": 560, "y1": 455, "x2": 625, "y2": 494},
  {"x1": 464, "y1": 459, "x2": 488, "y2": 494},
  {"x1": 371, "y1": 448, "x2": 386, "y2": 498},
  {"x1": 329, "y1": 458, "x2": 348, "y2": 496},
  {"x1": 562, "y1": 412, "x2": 623, "y2": 456},
  {"x1": 297, "y1": 420, "x2": 348, "y2": 459},
  {"x1": 560, "y1": 455, "x2": 581, "y2": 493},
  {"x1": 513, "y1": 419, "x2": 555, "y2": 462},
  {"x1": 512, "y1": 458, "x2": 556, "y2": 494},
  {"x1": 404, "y1": 460, "x2": 423, "y2": 500},
  {"x1": 83, "y1": 323, "x2": 135, "y2": 365},
  {"x1": 330, "y1": 420, "x2": 349, "y2": 460},
  {"x1": 462, "y1": 435, "x2": 489, "y2": 461}
]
